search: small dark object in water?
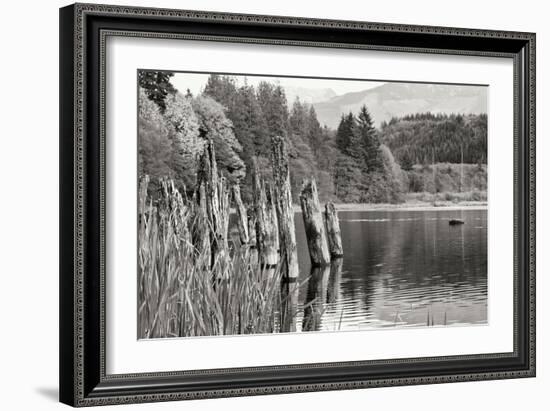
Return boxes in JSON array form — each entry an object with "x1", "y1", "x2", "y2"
[{"x1": 449, "y1": 218, "x2": 465, "y2": 226}]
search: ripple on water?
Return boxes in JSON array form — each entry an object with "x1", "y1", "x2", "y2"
[{"x1": 292, "y1": 209, "x2": 488, "y2": 333}]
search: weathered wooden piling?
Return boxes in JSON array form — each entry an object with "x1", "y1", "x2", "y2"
[
  {"x1": 324, "y1": 202, "x2": 344, "y2": 258},
  {"x1": 197, "y1": 140, "x2": 230, "y2": 271},
  {"x1": 266, "y1": 184, "x2": 280, "y2": 254},
  {"x1": 231, "y1": 184, "x2": 249, "y2": 245},
  {"x1": 252, "y1": 163, "x2": 279, "y2": 267},
  {"x1": 213, "y1": 175, "x2": 230, "y2": 267},
  {"x1": 194, "y1": 182, "x2": 211, "y2": 263},
  {"x1": 300, "y1": 179, "x2": 331, "y2": 266},
  {"x1": 159, "y1": 178, "x2": 190, "y2": 241},
  {"x1": 271, "y1": 136, "x2": 300, "y2": 280}
]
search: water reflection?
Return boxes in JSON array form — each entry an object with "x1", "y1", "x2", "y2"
[
  {"x1": 327, "y1": 258, "x2": 343, "y2": 305},
  {"x1": 280, "y1": 280, "x2": 299, "y2": 333},
  {"x1": 302, "y1": 265, "x2": 330, "y2": 332},
  {"x1": 289, "y1": 209, "x2": 487, "y2": 332}
]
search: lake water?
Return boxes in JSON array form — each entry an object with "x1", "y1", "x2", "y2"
[{"x1": 286, "y1": 208, "x2": 488, "y2": 333}]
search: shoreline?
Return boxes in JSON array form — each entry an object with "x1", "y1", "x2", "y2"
[
  {"x1": 230, "y1": 201, "x2": 488, "y2": 214},
  {"x1": 292, "y1": 201, "x2": 488, "y2": 213}
]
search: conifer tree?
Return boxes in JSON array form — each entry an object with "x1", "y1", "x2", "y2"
[
  {"x1": 356, "y1": 105, "x2": 383, "y2": 173},
  {"x1": 203, "y1": 74, "x2": 238, "y2": 109},
  {"x1": 335, "y1": 112, "x2": 355, "y2": 154},
  {"x1": 257, "y1": 82, "x2": 289, "y2": 141},
  {"x1": 306, "y1": 105, "x2": 323, "y2": 160},
  {"x1": 138, "y1": 71, "x2": 177, "y2": 111}
]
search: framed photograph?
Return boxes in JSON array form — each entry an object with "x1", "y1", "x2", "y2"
[{"x1": 59, "y1": 3, "x2": 535, "y2": 407}]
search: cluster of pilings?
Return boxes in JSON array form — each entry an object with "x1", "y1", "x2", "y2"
[
  {"x1": 297, "y1": 178, "x2": 344, "y2": 332},
  {"x1": 194, "y1": 139, "x2": 231, "y2": 274},
  {"x1": 229, "y1": 135, "x2": 301, "y2": 280},
  {"x1": 199, "y1": 135, "x2": 343, "y2": 282},
  {"x1": 299, "y1": 180, "x2": 343, "y2": 266}
]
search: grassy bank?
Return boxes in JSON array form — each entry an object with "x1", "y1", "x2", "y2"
[{"x1": 138, "y1": 176, "x2": 290, "y2": 339}]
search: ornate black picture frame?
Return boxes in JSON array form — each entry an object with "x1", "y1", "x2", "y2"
[{"x1": 59, "y1": 3, "x2": 535, "y2": 407}]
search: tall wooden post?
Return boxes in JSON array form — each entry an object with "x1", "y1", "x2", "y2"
[
  {"x1": 252, "y1": 162, "x2": 279, "y2": 267},
  {"x1": 231, "y1": 184, "x2": 249, "y2": 245},
  {"x1": 271, "y1": 136, "x2": 300, "y2": 280},
  {"x1": 300, "y1": 179, "x2": 331, "y2": 266},
  {"x1": 212, "y1": 174, "x2": 230, "y2": 268},
  {"x1": 324, "y1": 202, "x2": 344, "y2": 258},
  {"x1": 193, "y1": 182, "x2": 211, "y2": 264},
  {"x1": 266, "y1": 184, "x2": 280, "y2": 254},
  {"x1": 197, "y1": 139, "x2": 230, "y2": 272}
]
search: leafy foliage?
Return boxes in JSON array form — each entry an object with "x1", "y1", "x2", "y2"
[
  {"x1": 204, "y1": 76, "x2": 268, "y2": 201},
  {"x1": 138, "y1": 88, "x2": 175, "y2": 193},
  {"x1": 163, "y1": 92, "x2": 202, "y2": 192},
  {"x1": 191, "y1": 95, "x2": 245, "y2": 183},
  {"x1": 138, "y1": 72, "x2": 487, "y2": 205}
]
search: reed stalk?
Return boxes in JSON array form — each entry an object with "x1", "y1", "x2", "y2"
[{"x1": 138, "y1": 175, "x2": 293, "y2": 338}]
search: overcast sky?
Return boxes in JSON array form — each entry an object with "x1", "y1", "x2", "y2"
[
  {"x1": 170, "y1": 72, "x2": 384, "y2": 99},
  {"x1": 167, "y1": 71, "x2": 487, "y2": 128}
]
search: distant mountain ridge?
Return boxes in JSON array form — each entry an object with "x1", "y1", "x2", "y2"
[
  {"x1": 283, "y1": 86, "x2": 337, "y2": 105},
  {"x1": 312, "y1": 82, "x2": 487, "y2": 129}
]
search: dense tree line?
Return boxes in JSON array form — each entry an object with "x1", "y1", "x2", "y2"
[
  {"x1": 138, "y1": 72, "x2": 487, "y2": 204},
  {"x1": 203, "y1": 75, "x2": 337, "y2": 202},
  {"x1": 380, "y1": 113, "x2": 488, "y2": 168},
  {"x1": 333, "y1": 107, "x2": 404, "y2": 203},
  {"x1": 138, "y1": 87, "x2": 243, "y2": 196}
]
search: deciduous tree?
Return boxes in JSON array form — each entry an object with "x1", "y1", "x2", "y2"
[{"x1": 192, "y1": 95, "x2": 246, "y2": 184}]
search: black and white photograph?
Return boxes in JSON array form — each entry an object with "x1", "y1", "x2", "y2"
[{"x1": 137, "y1": 71, "x2": 488, "y2": 339}]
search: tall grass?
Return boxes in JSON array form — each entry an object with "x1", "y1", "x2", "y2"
[{"x1": 137, "y1": 176, "x2": 287, "y2": 339}]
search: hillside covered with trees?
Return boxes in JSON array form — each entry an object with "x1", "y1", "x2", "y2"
[
  {"x1": 138, "y1": 71, "x2": 488, "y2": 205},
  {"x1": 380, "y1": 113, "x2": 488, "y2": 167}
]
